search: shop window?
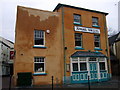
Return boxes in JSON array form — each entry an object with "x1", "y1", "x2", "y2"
[
  {"x1": 34, "y1": 57, "x2": 45, "y2": 73},
  {"x1": 74, "y1": 14, "x2": 81, "y2": 24},
  {"x1": 99, "y1": 62, "x2": 105, "y2": 70},
  {"x1": 75, "y1": 33, "x2": 82, "y2": 47},
  {"x1": 92, "y1": 17, "x2": 99, "y2": 26},
  {"x1": 94, "y1": 35, "x2": 100, "y2": 48},
  {"x1": 80, "y1": 63, "x2": 87, "y2": 71},
  {"x1": 34, "y1": 30, "x2": 45, "y2": 46},
  {"x1": 72, "y1": 63, "x2": 78, "y2": 71}
]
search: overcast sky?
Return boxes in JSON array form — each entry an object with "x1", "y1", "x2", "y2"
[{"x1": 0, "y1": 0, "x2": 119, "y2": 42}]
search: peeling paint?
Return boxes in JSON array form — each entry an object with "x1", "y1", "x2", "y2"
[{"x1": 21, "y1": 7, "x2": 59, "y2": 22}]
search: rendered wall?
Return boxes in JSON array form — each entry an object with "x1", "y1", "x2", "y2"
[
  {"x1": 58, "y1": 6, "x2": 111, "y2": 77},
  {"x1": 14, "y1": 6, "x2": 64, "y2": 85}
]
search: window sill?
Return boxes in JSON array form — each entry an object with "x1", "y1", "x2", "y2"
[
  {"x1": 74, "y1": 23, "x2": 82, "y2": 26},
  {"x1": 92, "y1": 25, "x2": 100, "y2": 28},
  {"x1": 33, "y1": 46, "x2": 47, "y2": 49},
  {"x1": 75, "y1": 47, "x2": 84, "y2": 50},
  {"x1": 33, "y1": 73, "x2": 47, "y2": 76},
  {"x1": 94, "y1": 48, "x2": 102, "y2": 51}
]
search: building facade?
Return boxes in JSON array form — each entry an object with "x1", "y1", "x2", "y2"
[
  {"x1": 0, "y1": 36, "x2": 14, "y2": 76},
  {"x1": 109, "y1": 32, "x2": 120, "y2": 76},
  {"x1": 14, "y1": 4, "x2": 111, "y2": 85}
]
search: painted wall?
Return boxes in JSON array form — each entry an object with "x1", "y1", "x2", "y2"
[
  {"x1": 56, "y1": 6, "x2": 111, "y2": 77},
  {"x1": 0, "y1": 36, "x2": 14, "y2": 75},
  {"x1": 14, "y1": 6, "x2": 64, "y2": 85},
  {"x1": 14, "y1": 5, "x2": 111, "y2": 85}
]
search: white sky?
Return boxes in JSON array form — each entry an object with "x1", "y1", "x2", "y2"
[{"x1": 0, "y1": 0, "x2": 119, "y2": 42}]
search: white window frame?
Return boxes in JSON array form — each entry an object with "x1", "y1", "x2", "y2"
[
  {"x1": 71, "y1": 57, "x2": 87, "y2": 72},
  {"x1": 34, "y1": 30, "x2": 45, "y2": 47},
  {"x1": 34, "y1": 57, "x2": 45, "y2": 73}
]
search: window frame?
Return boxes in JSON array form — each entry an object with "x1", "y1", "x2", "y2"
[
  {"x1": 71, "y1": 57, "x2": 87, "y2": 72},
  {"x1": 73, "y1": 14, "x2": 81, "y2": 24},
  {"x1": 34, "y1": 57, "x2": 45, "y2": 73},
  {"x1": 34, "y1": 30, "x2": 45, "y2": 46},
  {"x1": 94, "y1": 35, "x2": 100, "y2": 48},
  {"x1": 92, "y1": 17, "x2": 99, "y2": 26},
  {"x1": 75, "y1": 33, "x2": 82, "y2": 47}
]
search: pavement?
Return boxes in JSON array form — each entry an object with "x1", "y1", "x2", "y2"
[{"x1": 1, "y1": 75, "x2": 120, "y2": 90}]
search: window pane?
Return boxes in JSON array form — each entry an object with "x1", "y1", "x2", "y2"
[
  {"x1": 34, "y1": 63, "x2": 44, "y2": 72},
  {"x1": 74, "y1": 14, "x2": 81, "y2": 23},
  {"x1": 99, "y1": 62, "x2": 105, "y2": 70},
  {"x1": 94, "y1": 35, "x2": 100, "y2": 48},
  {"x1": 75, "y1": 33, "x2": 82, "y2": 47},
  {"x1": 72, "y1": 63, "x2": 78, "y2": 71},
  {"x1": 34, "y1": 57, "x2": 45, "y2": 72},
  {"x1": 89, "y1": 57, "x2": 96, "y2": 61},
  {"x1": 34, "y1": 30, "x2": 44, "y2": 45},
  {"x1": 92, "y1": 17, "x2": 98, "y2": 26},
  {"x1": 80, "y1": 63, "x2": 87, "y2": 71}
]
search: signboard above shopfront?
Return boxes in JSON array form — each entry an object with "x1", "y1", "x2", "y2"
[{"x1": 74, "y1": 26, "x2": 100, "y2": 34}]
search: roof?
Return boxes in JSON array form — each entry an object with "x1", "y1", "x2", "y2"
[
  {"x1": 108, "y1": 32, "x2": 120, "y2": 45},
  {"x1": 53, "y1": 3, "x2": 108, "y2": 15},
  {"x1": 71, "y1": 51, "x2": 106, "y2": 57}
]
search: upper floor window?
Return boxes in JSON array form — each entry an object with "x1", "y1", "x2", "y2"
[
  {"x1": 75, "y1": 33, "x2": 82, "y2": 47},
  {"x1": 94, "y1": 35, "x2": 100, "y2": 48},
  {"x1": 34, "y1": 30, "x2": 45, "y2": 46},
  {"x1": 74, "y1": 14, "x2": 81, "y2": 24},
  {"x1": 34, "y1": 57, "x2": 45, "y2": 73},
  {"x1": 92, "y1": 17, "x2": 99, "y2": 26}
]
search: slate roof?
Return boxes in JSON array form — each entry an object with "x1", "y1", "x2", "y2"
[
  {"x1": 53, "y1": 3, "x2": 108, "y2": 15},
  {"x1": 71, "y1": 51, "x2": 106, "y2": 57},
  {"x1": 108, "y1": 33, "x2": 119, "y2": 46}
]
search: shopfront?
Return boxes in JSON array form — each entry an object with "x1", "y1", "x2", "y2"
[{"x1": 71, "y1": 51, "x2": 109, "y2": 83}]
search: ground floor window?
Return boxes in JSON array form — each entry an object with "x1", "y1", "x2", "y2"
[
  {"x1": 72, "y1": 57, "x2": 87, "y2": 71},
  {"x1": 73, "y1": 63, "x2": 78, "y2": 71},
  {"x1": 99, "y1": 62, "x2": 105, "y2": 70},
  {"x1": 80, "y1": 63, "x2": 87, "y2": 71},
  {"x1": 71, "y1": 57, "x2": 106, "y2": 72},
  {"x1": 34, "y1": 57, "x2": 45, "y2": 73}
]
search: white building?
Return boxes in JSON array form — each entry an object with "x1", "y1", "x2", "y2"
[{"x1": 0, "y1": 36, "x2": 14, "y2": 76}]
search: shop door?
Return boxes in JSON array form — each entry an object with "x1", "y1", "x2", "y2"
[{"x1": 89, "y1": 62, "x2": 98, "y2": 82}]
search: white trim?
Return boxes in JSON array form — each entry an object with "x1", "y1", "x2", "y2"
[
  {"x1": 70, "y1": 57, "x2": 72, "y2": 76},
  {"x1": 105, "y1": 58, "x2": 108, "y2": 72},
  {"x1": 87, "y1": 57, "x2": 90, "y2": 76},
  {"x1": 78, "y1": 57, "x2": 80, "y2": 71},
  {"x1": 97, "y1": 58, "x2": 101, "y2": 79}
]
